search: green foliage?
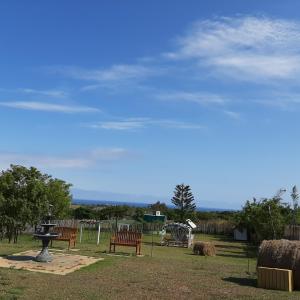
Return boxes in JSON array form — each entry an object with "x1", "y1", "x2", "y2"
[
  {"x1": 133, "y1": 207, "x2": 146, "y2": 222},
  {"x1": 73, "y1": 206, "x2": 95, "y2": 219},
  {"x1": 0, "y1": 165, "x2": 72, "y2": 242},
  {"x1": 291, "y1": 185, "x2": 299, "y2": 225},
  {"x1": 148, "y1": 201, "x2": 168, "y2": 214},
  {"x1": 47, "y1": 180, "x2": 72, "y2": 218},
  {"x1": 194, "y1": 210, "x2": 237, "y2": 222},
  {"x1": 236, "y1": 196, "x2": 292, "y2": 243},
  {"x1": 171, "y1": 184, "x2": 196, "y2": 222}
]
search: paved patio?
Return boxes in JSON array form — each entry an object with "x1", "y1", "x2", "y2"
[{"x1": 0, "y1": 250, "x2": 103, "y2": 275}]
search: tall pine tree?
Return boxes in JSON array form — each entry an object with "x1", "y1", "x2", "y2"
[{"x1": 171, "y1": 184, "x2": 196, "y2": 222}]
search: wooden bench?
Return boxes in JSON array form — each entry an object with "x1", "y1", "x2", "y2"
[
  {"x1": 109, "y1": 231, "x2": 142, "y2": 255},
  {"x1": 51, "y1": 226, "x2": 77, "y2": 250}
]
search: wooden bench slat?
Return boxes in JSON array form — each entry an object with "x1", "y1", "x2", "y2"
[
  {"x1": 110, "y1": 231, "x2": 142, "y2": 255},
  {"x1": 51, "y1": 226, "x2": 77, "y2": 250}
]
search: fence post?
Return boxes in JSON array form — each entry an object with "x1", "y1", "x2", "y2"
[
  {"x1": 79, "y1": 223, "x2": 83, "y2": 243},
  {"x1": 97, "y1": 223, "x2": 101, "y2": 245}
]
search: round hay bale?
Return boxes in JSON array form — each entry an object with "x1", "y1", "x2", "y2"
[
  {"x1": 257, "y1": 239, "x2": 300, "y2": 289},
  {"x1": 193, "y1": 241, "x2": 216, "y2": 256}
]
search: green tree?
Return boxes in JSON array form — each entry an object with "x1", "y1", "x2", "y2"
[
  {"x1": 171, "y1": 184, "x2": 196, "y2": 222},
  {"x1": 73, "y1": 206, "x2": 95, "y2": 219},
  {"x1": 149, "y1": 201, "x2": 168, "y2": 214},
  {"x1": 111, "y1": 205, "x2": 129, "y2": 231},
  {"x1": 236, "y1": 196, "x2": 292, "y2": 243},
  {"x1": 0, "y1": 165, "x2": 72, "y2": 242},
  {"x1": 133, "y1": 207, "x2": 146, "y2": 222}
]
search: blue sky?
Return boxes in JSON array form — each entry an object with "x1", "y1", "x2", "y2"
[{"x1": 1, "y1": 1, "x2": 300, "y2": 209}]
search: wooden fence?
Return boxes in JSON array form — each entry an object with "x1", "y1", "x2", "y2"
[
  {"x1": 284, "y1": 225, "x2": 300, "y2": 240},
  {"x1": 24, "y1": 219, "x2": 236, "y2": 236},
  {"x1": 194, "y1": 220, "x2": 234, "y2": 235}
]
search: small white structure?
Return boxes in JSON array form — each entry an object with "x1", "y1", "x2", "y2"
[
  {"x1": 233, "y1": 228, "x2": 248, "y2": 241},
  {"x1": 186, "y1": 219, "x2": 197, "y2": 229},
  {"x1": 155, "y1": 211, "x2": 161, "y2": 216}
]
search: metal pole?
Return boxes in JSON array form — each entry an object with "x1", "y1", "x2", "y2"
[
  {"x1": 97, "y1": 222, "x2": 101, "y2": 245},
  {"x1": 151, "y1": 224, "x2": 154, "y2": 257},
  {"x1": 79, "y1": 223, "x2": 83, "y2": 243}
]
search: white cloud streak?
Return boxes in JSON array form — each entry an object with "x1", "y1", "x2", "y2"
[
  {"x1": 0, "y1": 148, "x2": 129, "y2": 169},
  {"x1": 224, "y1": 110, "x2": 241, "y2": 120},
  {"x1": 87, "y1": 117, "x2": 204, "y2": 131},
  {"x1": 0, "y1": 101, "x2": 100, "y2": 113},
  {"x1": 166, "y1": 16, "x2": 300, "y2": 81},
  {"x1": 256, "y1": 92, "x2": 300, "y2": 109},
  {"x1": 157, "y1": 91, "x2": 227, "y2": 105},
  {"x1": 50, "y1": 64, "x2": 161, "y2": 84},
  {"x1": 18, "y1": 88, "x2": 68, "y2": 98}
]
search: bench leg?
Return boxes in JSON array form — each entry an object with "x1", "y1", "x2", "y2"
[
  {"x1": 113, "y1": 244, "x2": 116, "y2": 253},
  {"x1": 68, "y1": 240, "x2": 70, "y2": 250}
]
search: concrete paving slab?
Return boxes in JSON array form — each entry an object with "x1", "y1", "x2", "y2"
[{"x1": 0, "y1": 250, "x2": 103, "y2": 275}]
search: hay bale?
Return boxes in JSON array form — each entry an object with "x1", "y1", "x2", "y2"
[
  {"x1": 193, "y1": 241, "x2": 216, "y2": 256},
  {"x1": 257, "y1": 239, "x2": 300, "y2": 289}
]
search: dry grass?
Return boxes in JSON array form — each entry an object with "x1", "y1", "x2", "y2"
[
  {"x1": 193, "y1": 241, "x2": 216, "y2": 256},
  {"x1": 257, "y1": 239, "x2": 300, "y2": 289},
  {"x1": 0, "y1": 234, "x2": 298, "y2": 299}
]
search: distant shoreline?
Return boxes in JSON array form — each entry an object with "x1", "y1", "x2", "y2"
[{"x1": 72, "y1": 198, "x2": 235, "y2": 212}]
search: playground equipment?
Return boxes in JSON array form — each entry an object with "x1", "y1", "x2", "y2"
[{"x1": 160, "y1": 220, "x2": 195, "y2": 248}]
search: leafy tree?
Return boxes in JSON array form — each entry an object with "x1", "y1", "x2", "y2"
[
  {"x1": 94, "y1": 205, "x2": 129, "y2": 229},
  {"x1": 111, "y1": 205, "x2": 129, "y2": 230},
  {"x1": 0, "y1": 165, "x2": 72, "y2": 242},
  {"x1": 133, "y1": 207, "x2": 146, "y2": 222},
  {"x1": 235, "y1": 195, "x2": 292, "y2": 243},
  {"x1": 148, "y1": 201, "x2": 168, "y2": 214},
  {"x1": 171, "y1": 184, "x2": 196, "y2": 222},
  {"x1": 46, "y1": 178, "x2": 72, "y2": 218},
  {"x1": 73, "y1": 206, "x2": 95, "y2": 219}
]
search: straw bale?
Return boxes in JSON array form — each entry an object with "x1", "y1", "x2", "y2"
[
  {"x1": 193, "y1": 241, "x2": 216, "y2": 256},
  {"x1": 257, "y1": 239, "x2": 300, "y2": 289}
]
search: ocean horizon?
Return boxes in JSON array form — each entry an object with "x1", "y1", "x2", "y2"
[{"x1": 72, "y1": 198, "x2": 234, "y2": 212}]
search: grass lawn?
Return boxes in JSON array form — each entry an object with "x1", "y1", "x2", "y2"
[{"x1": 0, "y1": 232, "x2": 298, "y2": 300}]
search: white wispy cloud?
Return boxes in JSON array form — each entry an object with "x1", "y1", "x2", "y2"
[
  {"x1": 87, "y1": 117, "x2": 204, "y2": 131},
  {"x1": 157, "y1": 91, "x2": 227, "y2": 105},
  {"x1": 0, "y1": 101, "x2": 100, "y2": 113},
  {"x1": 166, "y1": 16, "x2": 300, "y2": 81},
  {"x1": 18, "y1": 88, "x2": 68, "y2": 98},
  {"x1": 256, "y1": 92, "x2": 300, "y2": 109},
  {"x1": 224, "y1": 110, "x2": 241, "y2": 120},
  {"x1": 50, "y1": 64, "x2": 161, "y2": 84},
  {"x1": 0, "y1": 148, "x2": 129, "y2": 169}
]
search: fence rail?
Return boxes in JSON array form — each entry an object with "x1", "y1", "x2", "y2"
[
  {"x1": 24, "y1": 219, "x2": 235, "y2": 236},
  {"x1": 284, "y1": 225, "x2": 300, "y2": 240},
  {"x1": 194, "y1": 220, "x2": 234, "y2": 235}
]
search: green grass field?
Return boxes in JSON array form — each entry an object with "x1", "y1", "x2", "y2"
[{"x1": 0, "y1": 232, "x2": 298, "y2": 299}]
